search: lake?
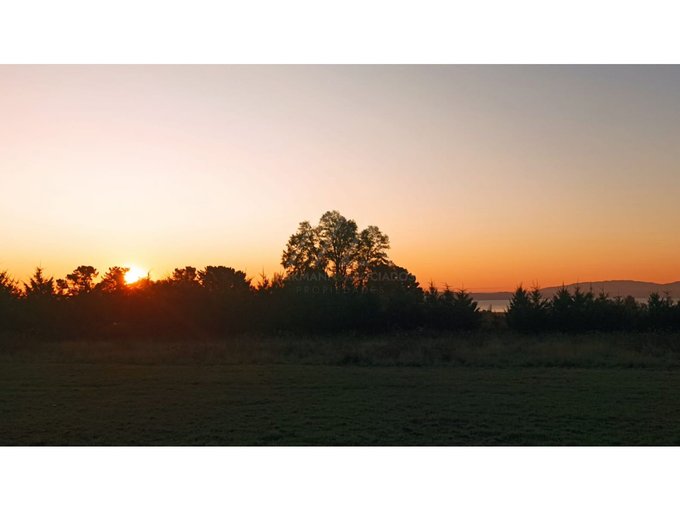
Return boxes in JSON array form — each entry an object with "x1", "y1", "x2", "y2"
[
  {"x1": 476, "y1": 299, "x2": 511, "y2": 312},
  {"x1": 476, "y1": 297, "x2": 652, "y2": 313}
]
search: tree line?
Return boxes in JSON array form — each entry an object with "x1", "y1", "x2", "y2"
[
  {"x1": 1, "y1": 210, "x2": 679, "y2": 337},
  {"x1": 506, "y1": 285, "x2": 680, "y2": 333},
  {"x1": 0, "y1": 211, "x2": 475, "y2": 337}
]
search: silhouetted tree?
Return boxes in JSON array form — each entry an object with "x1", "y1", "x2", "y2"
[
  {"x1": 97, "y1": 267, "x2": 129, "y2": 293},
  {"x1": 281, "y1": 221, "x2": 325, "y2": 277},
  {"x1": 355, "y1": 225, "x2": 390, "y2": 287},
  {"x1": 255, "y1": 271, "x2": 285, "y2": 294},
  {"x1": 170, "y1": 266, "x2": 199, "y2": 286},
  {"x1": 55, "y1": 278, "x2": 69, "y2": 296},
  {"x1": 507, "y1": 285, "x2": 532, "y2": 332},
  {"x1": 198, "y1": 266, "x2": 251, "y2": 292},
  {"x1": 423, "y1": 282, "x2": 480, "y2": 330},
  {"x1": 364, "y1": 263, "x2": 423, "y2": 329},
  {"x1": 20, "y1": 267, "x2": 60, "y2": 333},
  {"x1": 277, "y1": 212, "x2": 428, "y2": 331},
  {"x1": 0, "y1": 271, "x2": 21, "y2": 299},
  {"x1": 646, "y1": 292, "x2": 675, "y2": 330},
  {"x1": 24, "y1": 267, "x2": 55, "y2": 298},
  {"x1": 317, "y1": 210, "x2": 359, "y2": 286},
  {"x1": 65, "y1": 265, "x2": 99, "y2": 295},
  {"x1": 425, "y1": 281, "x2": 439, "y2": 305},
  {"x1": 550, "y1": 286, "x2": 574, "y2": 331},
  {"x1": 451, "y1": 288, "x2": 481, "y2": 329},
  {"x1": 505, "y1": 284, "x2": 661, "y2": 333},
  {"x1": 14, "y1": 211, "x2": 680, "y2": 338},
  {"x1": 282, "y1": 211, "x2": 385, "y2": 290},
  {"x1": 193, "y1": 266, "x2": 253, "y2": 334},
  {"x1": 507, "y1": 285, "x2": 549, "y2": 332},
  {"x1": 0, "y1": 270, "x2": 21, "y2": 330},
  {"x1": 366, "y1": 263, "x2": 420, "y2": 295}
]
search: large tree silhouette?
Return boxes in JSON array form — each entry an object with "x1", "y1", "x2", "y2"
[
  {"x1": 281, "y1": 221, "x2": 325, "y2": 277},
  {"x1": 6, "y1": 210, "x2": 679, "y2": 338},
  {"x1": 355, "y1": 225, "x2": 390, "y2": 287},
  {"x1": 282, "y1": 210, "x2": 393, "y2": 288},
  {"x1": 317, "y1": 210, "x2": 359, "y2": 285}
]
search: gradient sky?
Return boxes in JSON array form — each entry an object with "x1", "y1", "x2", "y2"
[{"x1": 1, "y1": 66, "x2": 679, "y2": 290}]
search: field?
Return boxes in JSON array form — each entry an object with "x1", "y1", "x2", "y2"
[{"x1": 3, "y1": 332, "x2": 680, "y2": 445}]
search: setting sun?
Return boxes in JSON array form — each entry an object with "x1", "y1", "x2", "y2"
[{"x1": 124, "y1": 266, "x2": 148, "y2": 285}]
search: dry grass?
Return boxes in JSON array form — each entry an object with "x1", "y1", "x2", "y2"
[
  {"x1": 4, "y1": 332, "x2": 680, "y2": 445},
  {"x1": 2, "y1": 331, "x2": 680, "y2": 368}
]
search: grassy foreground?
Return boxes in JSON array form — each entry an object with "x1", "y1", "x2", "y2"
[{"x1": 2, "y1": 332, "x2": 680, "y2": 445}]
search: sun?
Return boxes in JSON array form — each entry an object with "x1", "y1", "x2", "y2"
[{"x1": 124, "y1": 265, "x2": 148, "y2": 285}]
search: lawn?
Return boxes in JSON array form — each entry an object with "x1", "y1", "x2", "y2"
[{"x1": 3, "y1": 342, "x2": 680, "y2": 445}]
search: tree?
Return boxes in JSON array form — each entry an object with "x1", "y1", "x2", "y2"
[
  {"x1": 24, "y1": 267, "x2": 55, "y2": 298},
  {"x1": 550, "y1": 286, "x2": 574, "y2": 331},
  {"x1": 450, "y1": 288, "x2": 481, "y2": 329},
  {"x1": 97, "y1": 267, "x2": 129, "y2": 293},
  {"x1": 281, "y1": 221, "x2": 325, "y2": 277},
  {"x1": 65, "y1": 265, "x2": 99, "y2": 295},
  {"x1": 317, "y1": 210, "x2": 358, "y2": 285},
  {"x1": 355, "y1": 225, "x2": 390, "y2": 287},
  {"x1": 255, "y1": 271, "x2": 285, "y2": 293},
  {"x1": 647, "y1": 292, "x2": 674, "y2": 330},
  {"x1": 507, "y1": 285, "x2": 539, "y2": 332},
  {"x1": 55, "y1": 278, "x2": 69, "y2": 296},
  {"x1": 170, "y1": 266, "x2": 199, "y2": 286},
  {"x1": 282, "y1": 211, "x2": 393, "y2": 289},
  {"x1": 198, "y1": 266, "x2": 251, "y2": 293},
  {"x1": 365, "y1": 263, "x2": 420, "y2": 295},
  {"x1": 0, "y1": 270, "x2": 21, "y2": 329},
  {"x1": 423, "y1": 282, "x2": 480, "y2": 330},
  {"x1": 0, "y1": 271, "x2": 21, "y2": 300},
  {"x1": 529, "y1": 286, "x2": 548, "y2": 310},
  {"x1": 425, "y1": 280, "x2": 440, "y2": 305}
]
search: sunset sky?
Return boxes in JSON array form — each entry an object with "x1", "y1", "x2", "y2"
[{"x1": 1, "y1": 65, "x2": 679, "y2": 291}]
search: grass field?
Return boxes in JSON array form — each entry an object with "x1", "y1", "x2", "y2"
[{"x1": 3, "y1": 333, "x2": 680, "y2": 445}]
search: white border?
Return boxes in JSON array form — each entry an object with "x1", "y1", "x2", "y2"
[
  {"x1": 0, "y1": 0, "x2": 679, "y2": 63},
  {"x1": 2, "y1": 1, "x2": 679, "y2": 508},
  {"x1": 1, "y1": 447, "x2": 678, "y2": 509}
]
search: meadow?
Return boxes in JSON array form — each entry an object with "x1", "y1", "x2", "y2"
[{"x1": 3, "y1": 331, "x2": 680, "y2": 445}]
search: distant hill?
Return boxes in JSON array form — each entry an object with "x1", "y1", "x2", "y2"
[{"x1": 471, "y1": 280, "x2": 680, "y2": 300}]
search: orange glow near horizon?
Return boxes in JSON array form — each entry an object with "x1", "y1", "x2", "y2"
[
  {"x1": 124, "y1": 266, "x2": 148, "y2": 285},
  {"x1": 1, "y1": 66, "x2": 679, "y2": 291}
]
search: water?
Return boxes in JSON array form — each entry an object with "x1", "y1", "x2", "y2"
[
  {"x1": 475, "y1": 297, "x2": 654, "y2": 313},
  {"x1": 476, "y1": 299, "x2": 510, "y2": 312}
]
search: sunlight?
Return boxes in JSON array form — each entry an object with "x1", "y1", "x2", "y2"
[{"x1": 124, "y1": 265, "x2": 147, "y2": 285}]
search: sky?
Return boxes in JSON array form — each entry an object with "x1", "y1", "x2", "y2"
[{"x1": 1, "y1": 65, "x2": 679, "y2": 291}]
